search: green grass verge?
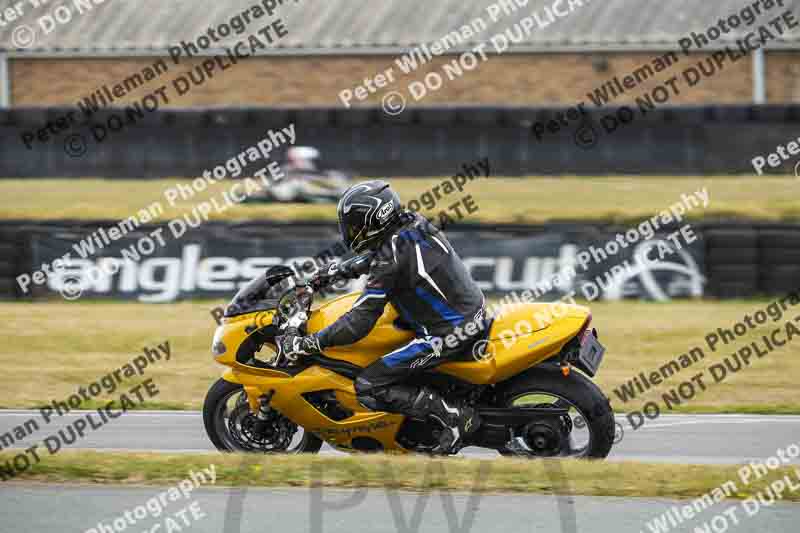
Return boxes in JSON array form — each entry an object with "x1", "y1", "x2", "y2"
[
  {"x1": 1, "y1": 176, "x2": 799, "y2": 222},
  {"x1": 3, "y1": 299, "x2": 800, "y2": 413},
  {"x1": 0, "y1": 400, "x2": 186, "y2": 411},
  {"x1": 2, "y1": 451, "x2": 799, "y2": 501}
]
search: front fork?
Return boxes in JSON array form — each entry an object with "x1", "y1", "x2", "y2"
[{"x1": 244, "y1": 386, "x2": 274, "y2": 419}]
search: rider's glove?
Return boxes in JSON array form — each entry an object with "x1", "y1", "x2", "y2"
[
  {"x1": 312, "y1": 262, "x2": 340, "y2": 290},
  {"x1": 277, "y1": 334, "x2": 321, "y2": 363}
]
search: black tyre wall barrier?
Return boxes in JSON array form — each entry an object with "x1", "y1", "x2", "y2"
[
  {"x1": 705, "y1": 228, "x2": 760, "y2": 299},
  {"x1": 703, "y1": 225, "x2": 800, "y2": 298},
  {"x1": 3, "y1": 104, "x2": 800, "y2": 178},
  {"x1": 0, "y1": 232, "x2": 24, "y2": 298},
  {"x1": 757, "y1": 230, "x2": 800, "y2": 295},
  {"x1": 0, "y1": 220, "x2": 798, "y2": 301}
]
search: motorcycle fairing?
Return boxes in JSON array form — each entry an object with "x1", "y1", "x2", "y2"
[{"x1": 212, "y1": 292, "x2": 590, "y2": 451}]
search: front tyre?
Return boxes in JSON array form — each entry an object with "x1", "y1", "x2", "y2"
[
  {"x1": 203, "y1": 378, "x2": 323, "y2": 454},
  {"x1": 496, "y1": 366, "x2": 615, "y2": 459}
]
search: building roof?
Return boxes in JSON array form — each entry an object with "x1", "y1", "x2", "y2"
[{"x1": 2, "y1": 0, "x2": 800, "y2": 56}]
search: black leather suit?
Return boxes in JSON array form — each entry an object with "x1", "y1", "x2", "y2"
[{"x1": 315, "y1": 212, "x2": 486, "y2": 414}]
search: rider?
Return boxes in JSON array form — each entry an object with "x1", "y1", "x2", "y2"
[
  {"x1": 278, "y1": 180, "x2": 486, "y2": 453},
  {"x1": 285, "y1": 146, "x2": 321, "y2": 172}
]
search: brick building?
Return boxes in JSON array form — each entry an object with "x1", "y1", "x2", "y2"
[{"x1": 1, "y1": 0, "x2": 799, "y2": 108}]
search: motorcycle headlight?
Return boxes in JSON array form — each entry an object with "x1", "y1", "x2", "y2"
[
  {"x1": 212, "y1": 327, "x2": 226, "y2": 357},
  {"x1": 212, "y1": 340, "x2": 226, "y2": 356}
]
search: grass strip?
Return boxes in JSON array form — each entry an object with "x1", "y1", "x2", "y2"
[
  {"x1": 2, "y1": 451, "x2": 799, "y2": 502},
  {"x1": 1, "y1": 177, "x2": 799, "y2": 223},
  {"x1": 3, "y1": 299, "x2": 799, "y2": 413}
]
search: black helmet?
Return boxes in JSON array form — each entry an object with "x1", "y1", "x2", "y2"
[{"x1": 337, "y1": 180, "x2": 402, "y2": 253}]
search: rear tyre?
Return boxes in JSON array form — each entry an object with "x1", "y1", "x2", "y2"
[
  {"x1": 495, "y1": 366, "x2": 615, "y2": 459},
  {"x1": 203, "y1": 378, "x2": 323, "y2": 454}
]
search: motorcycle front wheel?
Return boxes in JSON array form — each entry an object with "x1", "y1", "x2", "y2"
[{"x1": 202, "y1": 378, "x2": 323, "y2": 454}]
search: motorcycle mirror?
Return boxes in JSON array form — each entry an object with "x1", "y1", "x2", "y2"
[{"x1": 265, "y1": 265, "x2": 295, "y2": 284}]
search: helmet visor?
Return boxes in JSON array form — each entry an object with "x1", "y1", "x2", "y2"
[{"x1": 339, "y1": 211, "x2": 365, "y2": 251}]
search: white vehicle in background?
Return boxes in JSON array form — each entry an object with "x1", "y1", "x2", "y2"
[{"x1": 245, "y1": 146, "x2": 353, "y2": 204}]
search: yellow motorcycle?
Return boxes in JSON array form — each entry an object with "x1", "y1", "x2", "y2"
[{"x1": 204, "y1": 259, "x2": 615, "y2": 458}]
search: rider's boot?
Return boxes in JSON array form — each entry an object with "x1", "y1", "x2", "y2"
[
  {"x1": 361, "y1": 384, "x2": 481, "y2": 454},
  {"x1": 409, "y1": 387, "x2": 481, "y2": 454}
]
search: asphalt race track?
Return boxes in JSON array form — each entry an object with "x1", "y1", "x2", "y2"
[
  {"x1": 1, "y1": 410, "x2": 799, "y2": 464},
  {"x1": 2, "y1": 485, "x2": 798, "y2": 533},
  {"x1": 2, "y1": 411, "x2": 799, "y2": 532}
]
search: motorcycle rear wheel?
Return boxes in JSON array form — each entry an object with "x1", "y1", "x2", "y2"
[
  {"x1": 495, "y1": 366, "x2": 615, "y2": 459},
  {"x1": 203, "y1": 378, "x2": 323, "y2": 454}
]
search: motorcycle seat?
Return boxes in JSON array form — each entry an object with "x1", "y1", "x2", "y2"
[
  {"x1": 445, "y1": 318, "x2": 494, "y2": 362},
  {"x1": 393, "y1": 316, "x2": 494, "y2": 362}
]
